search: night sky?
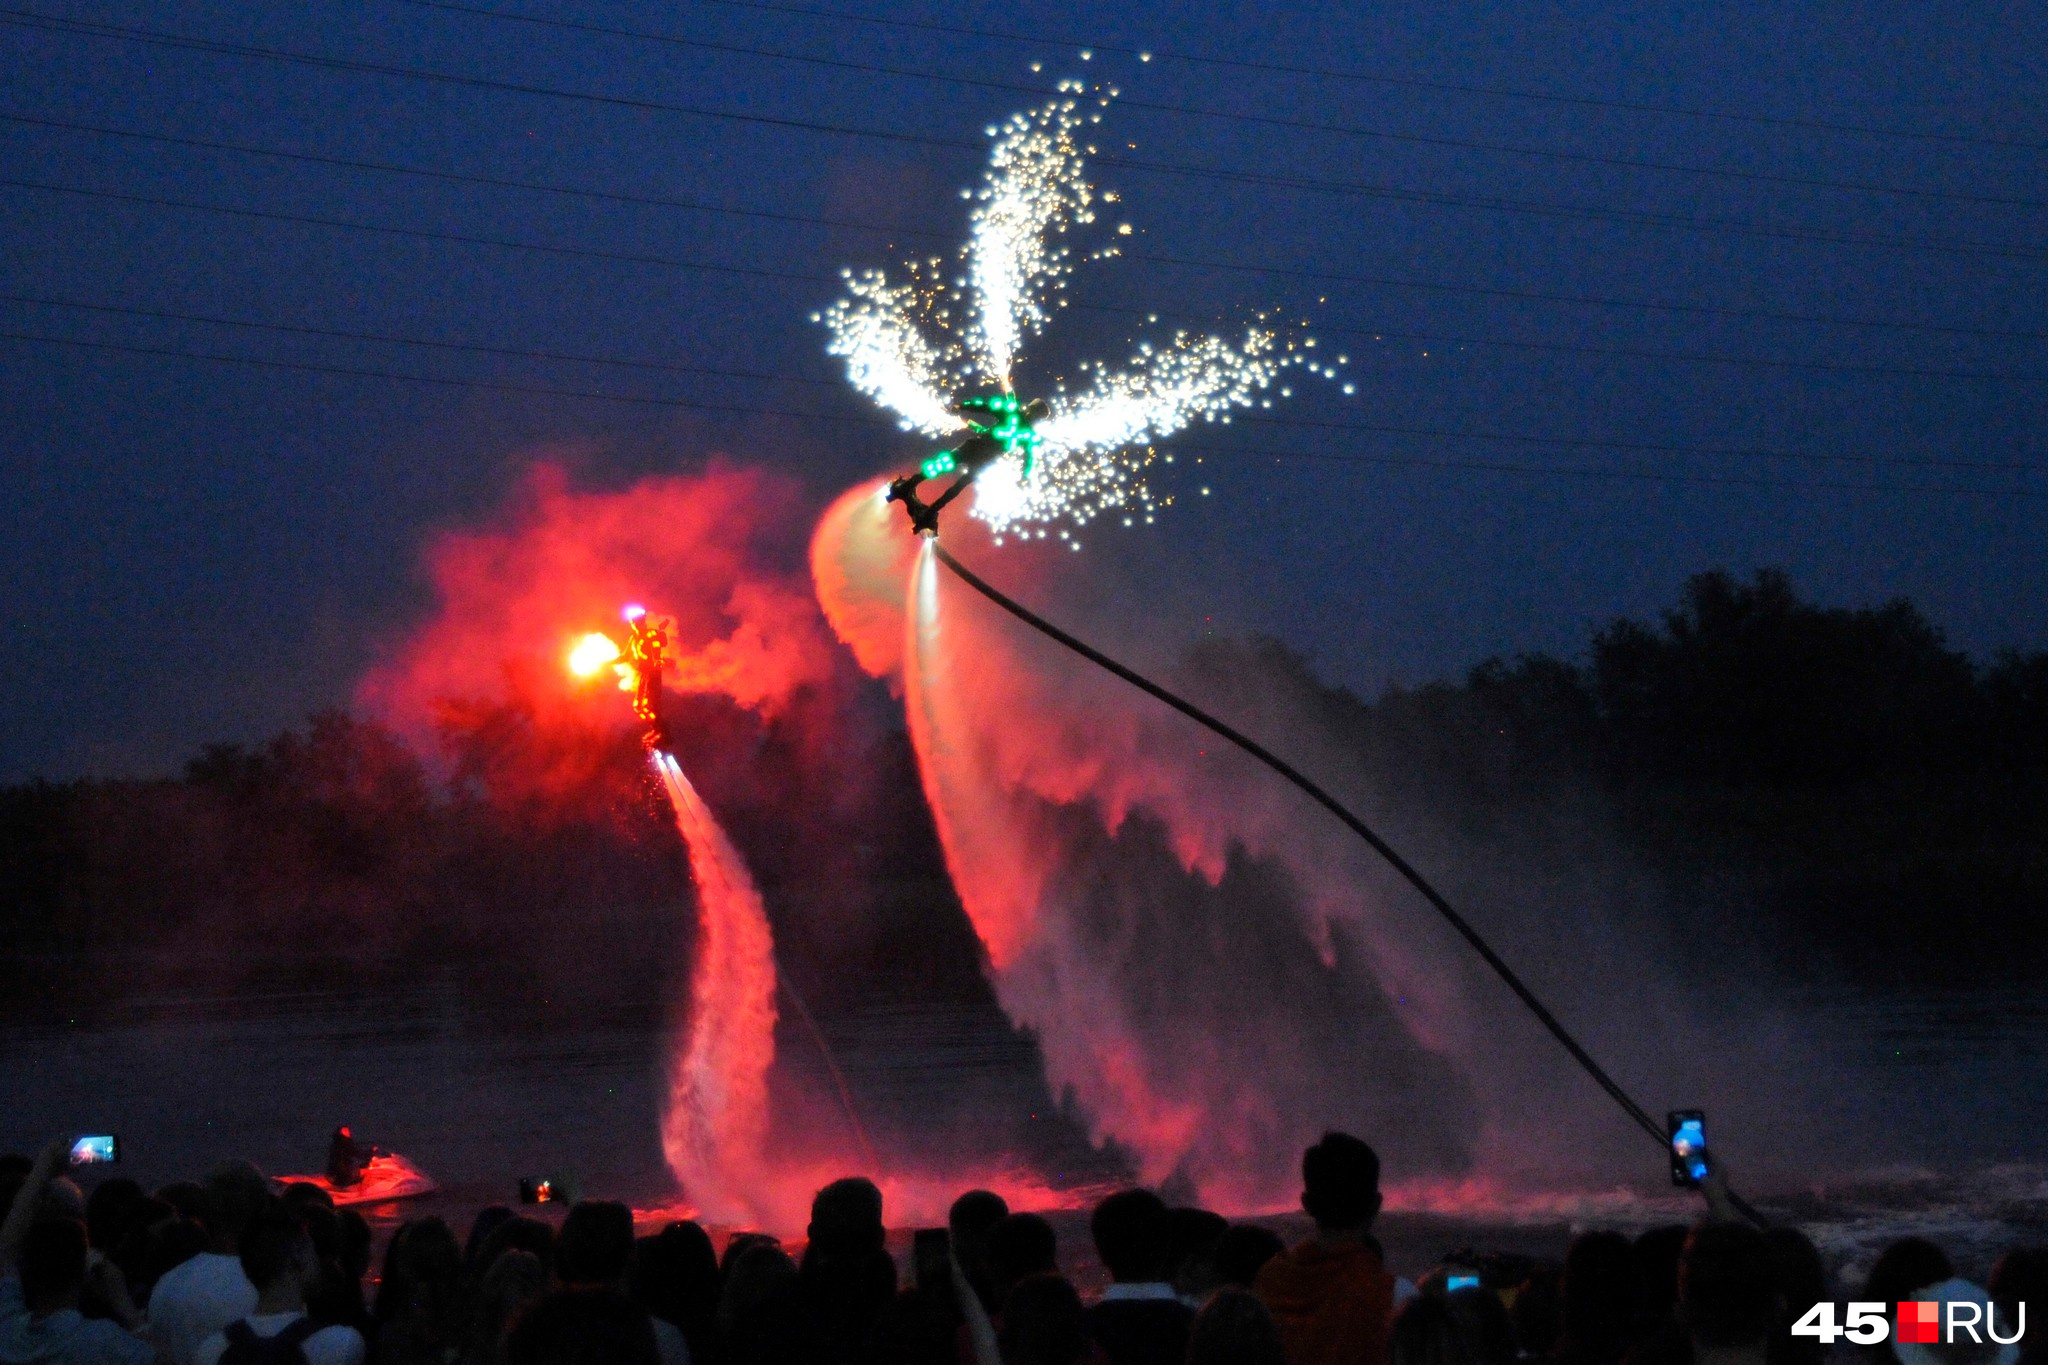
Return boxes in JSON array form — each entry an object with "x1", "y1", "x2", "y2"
[{"x1": 2, "y1": 0, "x2": 2042, "y2": 780}]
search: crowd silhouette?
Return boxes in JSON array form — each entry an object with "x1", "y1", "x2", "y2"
[{"x1": 2, "y1": 1131, "x2": 2040, "y2": 1365}]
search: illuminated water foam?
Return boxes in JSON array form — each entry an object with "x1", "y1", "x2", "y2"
[{"x1": 652, "y1": 749, "x2": 779, "y2": 1225}]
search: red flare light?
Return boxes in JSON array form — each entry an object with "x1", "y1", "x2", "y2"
[{"x1": 568, "y1": 632, "x2": 622, "y2": 678}]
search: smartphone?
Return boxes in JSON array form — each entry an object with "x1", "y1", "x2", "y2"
[
  {"x1": 1446, "y1": 1274, "x2": 1481, "y2": 1292},
  {"x1": 69, "y1": 1135, "x2": 119, "y2": 1166},
  {"x1": 912, "y1": 1227, "x2": 952, "y2": 1295},
  {"x1": 518, "y1": 1177, "x2": 556, "y2": 1205},
  {"x1": 1668, "y1": 1110, "x2": 1708, "y2": 1186}
]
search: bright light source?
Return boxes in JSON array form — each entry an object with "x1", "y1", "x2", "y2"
[{"x1": 569, "y1": 632, "x2": 621, "y2": 677}]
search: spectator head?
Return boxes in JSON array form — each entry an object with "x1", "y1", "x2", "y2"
[
  {"x1": 0, "y1": 1175, "x2": 23, "y2": 1228},
  {"x1": 279, "y1": 1182, "x2": 335, "y2": 1214},
  {"x1": 805, "y1": 1177, "x2": 885, "y2": 1263},
  {"x1": 299, "y1": 1202, "x2": 340, "y2": 1269},
  {"x1": 1893, "y1": 1280, "x2": 2017, "y2": 1365},
  {"x1": 1865, "y1": 1238, "x2": 1955, "y2": 1308},
  {"x1": 108, "y1": 1194, "x2": 172, "y2": 1286},
  {"x1": 557, "y1": 1201, "x2": 636, "y2": 1287},
  {"x1": 154, "y1": 1181, "x2": 209, "y2": 1225},
  {"x1": 84, "y1": 1177, "x2": 144, "y2": 1251},
  {"x1": 1166, "y1": 1207, "x2": 1231, "y2": 1298},
  {"x1": 1392, "y1": 1291, "x2": 1475, "y2": 1365},
  {"x1": 1989, "y1": 1248, "x2": 2048, "y2": 1352},
  {"x1": 1217, "y1": 1223, "x2": 1287, "y2": 1289},
  {"x1": 1634, "y1": 1225, "x2": 1690, "y2": 1329},
  {"x1": 1679, "y1": 1223, "x2": 1778, "y2": 1351},
  {"x1": 998, "y1": 1274, "x2": 1089, "y2": 1365},
  {"x1": 140, "y1": 1216, "x2": 210, "y2": 1294},
  {"x1": 503, "y1": 1285, "x2": 659, "y2": 1365},
  {"x1": 1091, "y1": 1189, "x2": 1172, "y2": 1284},
  {"x1": 476, "y1": 1215, "x2": 555, "y2": 1280},
  {"x1": 1511, "y1": 1264, "x2": 1564, "y2": 1358},
  {"x1": 1764, "y1": 1228, "x2": 1827, "y2": 1365},
  {"x1": 986, "y1": 1212, "x2": 1059, "y2": 1302},
  {"x1": 718, "y1": 1230, "x2": 778, "y2": 1279},
  {"x1": 1448, "y1": 1283, "x2": 1519, "y2": 1365},
  {"x1": 1190, "y1": 1287, "x2": 1288, "y2": 1365},
  {"x1": 628, "y1": 1220, "x2": 718, "y2": 1343},
  {"x1": 466, "y1": 1206, "x2": 516, "y2": 1270},
  {"x1": 718, "y1": 1242, "x2": 801, "y2": 1365},
  {"x1": 1301, "y1": 1132, "x2": 1383, "y2": 1235},
  {"x1": 20, "y1": 1218, "x2": 89, "y2": 1315},
  {"x1": 950, "y1": 1188, "x2": 1010, "y2": 1301},
  {"x1": 337, "y1": 1209, "x2": 373, "y2": 1281},
  {"x1": 1562, "y1": 1231, "x2": 1638, "y2": 1351},
  {"x1": 373, "y1": 1216, "x2": 463, "y2": 1325},
  {"x1": 950, "y1": 1188, "x2": 1010, "y2": 1243},
  {"x1": 238, "y1": 1198, "x2": 316, "y2": 1297},
  {"x1": 473, "y1": 1249, "x2": 549, "y2": 1365},
  {"x1": 202, "y1": 1160, "x2": 271, "y2": 1251}
]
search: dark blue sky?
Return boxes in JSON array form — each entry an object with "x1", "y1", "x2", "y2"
[{"x1": 1, "y1": 0, "x2": 2042, "y2": 779}]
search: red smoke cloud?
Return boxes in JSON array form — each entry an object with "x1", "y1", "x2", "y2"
[{"x1": 358, "y1": 460, "x2": 836, "y2": 747}]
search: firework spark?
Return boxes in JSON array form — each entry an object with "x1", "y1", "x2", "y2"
[{"x1": 822, "y1": 83, "x2": 1337, "y2": 540}]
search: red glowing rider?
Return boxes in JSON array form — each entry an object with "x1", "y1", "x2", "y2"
[{"x1": 623, "y1": 606, "x2": 669, "y2": 734}]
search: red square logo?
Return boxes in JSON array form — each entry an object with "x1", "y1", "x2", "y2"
[{"x1": 1897, "y1": 1302, "x2": 1941, "y2": 1345}]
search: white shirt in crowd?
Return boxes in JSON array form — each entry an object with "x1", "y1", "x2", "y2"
[
  {"x1": 193, "y1": 1314, "x2": 364, "y2": 1365},
  {"x1": 146, "y1": 1253, "x2": 257, "y2": 1365},
  {"x1": 0, "y1": 1274, "x2": 153, "y2": 1365},
  {"x1": 651, "y1": 1315, "x2": 691, "y2": 1365}
]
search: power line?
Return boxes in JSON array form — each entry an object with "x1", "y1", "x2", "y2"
[
  {"x1": 0, "y1": 114, "x2": 935, "y2": 243},
  {"x1": 0, "y1": 291, "x2": 842, "y2": 387},
  {"x1": 1302, "y1": 324, "x2": 2043, "y2": 384},
  {"x1": 8, "y1": 174, "x2": 2040, "y2": 388},
  {"x1": 14, "y1": 110, "x2": 2046, "y2": 344},
  {"x1": 8, "y1": 287, "x2": 2032, "y2": 475},
  {"x1": 393, "y1": 0, "x2": 2048, "y2": 211},
  {"x1": 0, "y1": 324, "x2": 852, "y2": 421},
  {"x1": 0, "y1": 175, "x2": 831, "y2": 287},
  {"x1": 1103, "y1": 155, "x2": 2048, "y2": 262},
  {"x1": 1178, "y1": 426, "x2": 2030, "y2": 478},
  {"x1": 5, "y1": 9, "x2": 2041, "y2": 262},
  {"x1": 0, "y1": 8, "x2": 976, "y2": 150},
  {"x1": 0, "y1": 320, "x2": 2034, "y2": 495},
  {"x1": 682, "y1": 0, "x2": 2048, "y2": 155}
]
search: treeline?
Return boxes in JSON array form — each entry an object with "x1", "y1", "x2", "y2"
[
  {"x1": 0, "y1": 676, "x2": 993, "y2": 1013},
  {"x1": 0, "y1": 569, "x2": 2041, "y2": 991},
  {"x1": 1197, "y1": 569, "x2": 2048, "y2": 980},
  {"x1": 0, "y1": 710, "x2": 684, "y2": 999}
]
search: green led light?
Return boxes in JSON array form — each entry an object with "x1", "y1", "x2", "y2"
[{"x1": 919, "y1": 392, "x2": 1048, "y2": 490}]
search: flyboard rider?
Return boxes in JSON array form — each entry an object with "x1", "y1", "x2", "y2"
[{"x1": 623, "y1": 607, "x2": 671, "y2": 750}]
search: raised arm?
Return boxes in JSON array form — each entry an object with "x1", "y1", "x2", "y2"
[
  {"x1": 0, "y1": 1140, "x2": 70, "y2": 1272},
  {"x1": 951, "y1": 1251, "x2": 1000, "y2": 1365}
]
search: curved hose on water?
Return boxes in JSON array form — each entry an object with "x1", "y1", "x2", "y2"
[{"x1": 930, "y1": 541, "x2": 1765, "y2": 1225}]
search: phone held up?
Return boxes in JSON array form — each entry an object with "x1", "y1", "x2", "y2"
[
  {"x1": 518, "y1": 1178, "x2": 557, "y2": 1205},
  {"x1": 1668, "y1": 1110, "x2": 1708, "y2": 1187},
  {"x1": 69, "y1": 1135, "x2": 119, "y2": 1166}
]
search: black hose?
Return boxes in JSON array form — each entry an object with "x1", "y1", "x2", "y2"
[{"x1": 931, "y1": 542, "x2": 1767, "y2": 1223}]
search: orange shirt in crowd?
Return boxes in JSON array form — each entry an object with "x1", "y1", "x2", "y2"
[{"x1": 1253, "y1": 1237, "x2": 1396, "y2": 1365}]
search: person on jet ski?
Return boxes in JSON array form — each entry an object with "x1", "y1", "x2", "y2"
[{"x1": 324, "y1": 1126, "x2": 373, "y2": 1188}]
